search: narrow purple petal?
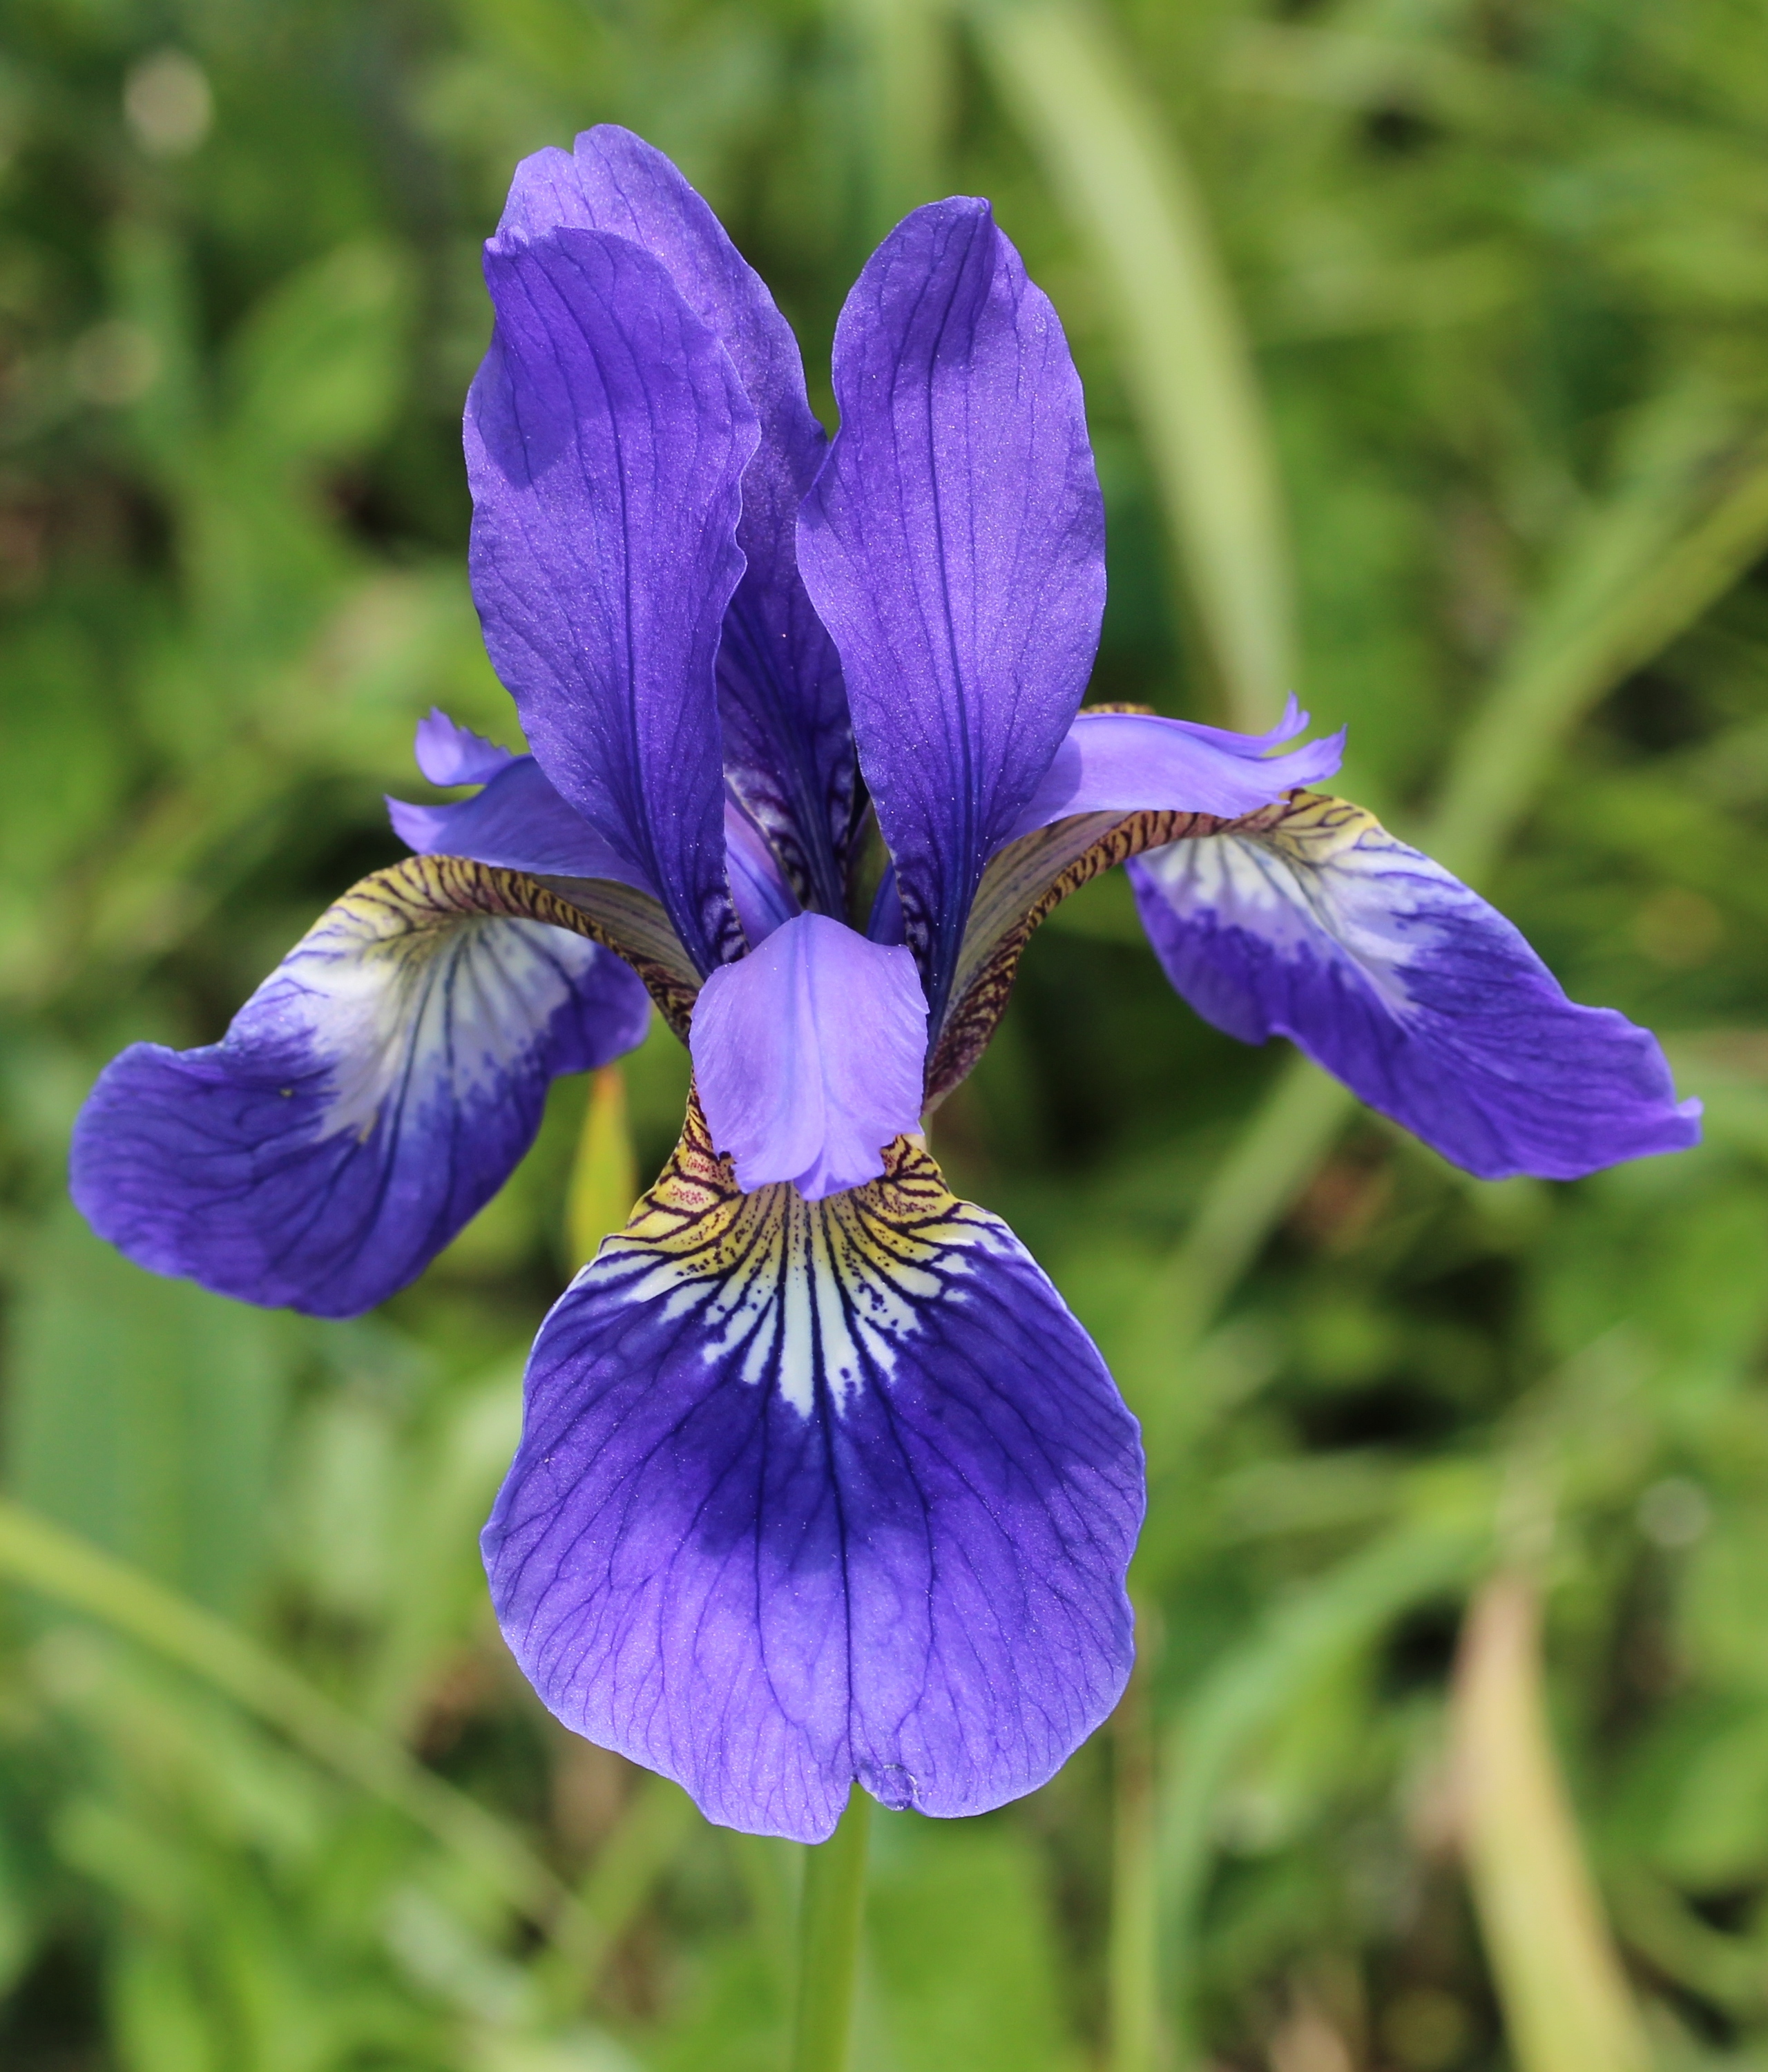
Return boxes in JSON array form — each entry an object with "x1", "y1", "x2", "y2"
[
  {"x1": 482, "y1": 1115, "x2": 1142, "y2": 1841},
  {"x1": 1130, "y1": 796, "x2": 1702, "y2": 1180},
  {"x1": 723, "y1": 793, "x2": 801, "y2": 950},
  {"x1": 499, "y1": 127, "x2": 856, "y2": 912},
  {"x1": 388, "y1": 754, "x2": 651, "y2": 889},
  {"x1": 70, "y1": 861, "x2": 651, "y2": 1316},
  {"x1": 1008, "y1": 700, "x2": 1346, "y2": 836},
  {"x1": 689, "y1": 912, "x2": 925, "y2": 1200},
  {"x1": 414, "y1": 707, "x2": 516, "y2": 787},
  {"x1": 467, "y1": 227, "x2": 756, "y2": 972},
  {"x1": 797, "y1": 199, "x2": 1105, "y2": 1025},
  {"x1": 868, "y1": 862, "x2": 906, "y2": 947}
]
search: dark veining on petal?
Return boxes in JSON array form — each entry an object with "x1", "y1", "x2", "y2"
[
  {"x1": 338, "y1": 853, "x2": 703, "y2": 1039},
  {"x1": 925, "y1": 792, "x2": 1325, "y2": 1107},
  {"x1": 523, "y1": 874, "x2": 702, "y2": 1036},
  {"x1": 484, "y1": 1074, "x2": 1140, "y2": 1836},
  {"x1": 599, "y1": 1088, "x2": 981, "y2": 1420}
]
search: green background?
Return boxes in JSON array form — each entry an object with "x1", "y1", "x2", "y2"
[{"x1": 3, "y1": 1, "x2": 1768, "y2": 2066}]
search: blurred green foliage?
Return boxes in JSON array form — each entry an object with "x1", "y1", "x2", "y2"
[{"x1": 4, "y1": 1, "x2": 1768, "y2": 2067}]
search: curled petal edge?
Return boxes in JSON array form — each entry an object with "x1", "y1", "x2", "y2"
[{"x1": 1006, "y1": 698, "x2": 1345, "y2": 835}]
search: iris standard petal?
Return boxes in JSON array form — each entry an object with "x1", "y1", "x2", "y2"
[
  {"x1": 467, "y1": 226, "x2": 756, "y2": 973},
  {"x1": 413, "y1": 707, "x2": 515, "y2": 787},
  {"x1": 70, "y1": 858, "x2": 651, "y2": 1317},
  {"x1": 501, "y1": 127, "x2": 856, "y2": 910},
  {"x1": 689, "y1": 912, "x2": 926, "y2": 1200},
  {"x1": 797, "y1": 198, "x2": 1105, "y2": 1026},
  {"x1": 1129, "y1": 794, "x2": 1703, "y2": 1180},
  {"x1": 482, "y1": 1106, "x2": 1142, "y2": 1842},
  {"x1": 389, "y1": 750, "x2": 651, "y2": 888},
  {"x1": 1007, "y1": 700, "x2": 1346, "y2": 835}
]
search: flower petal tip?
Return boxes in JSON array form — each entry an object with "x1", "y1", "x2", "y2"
[{"x1": 413, "y1": 707, "x2": 513, "y2": 787}]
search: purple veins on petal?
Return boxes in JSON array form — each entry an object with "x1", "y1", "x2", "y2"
[
  {"x1": 499, "y1": 126, "x2": 857, "y2": 912},
  {"x1": 1008, "y1": 697, "x2": 1347, "y2": 836},
  {"x1": 1131, "y1": 794, "x2": 1702, "y2": 1180},
  {"x1": 690, "y1": 911, "x2": 927, "y2": 1200},
  {"x1": 467, "y1": 224, "x2": 755, "y2": 973},
  {"x1": 482, "y1": 1110, "x2": 1143, "y2": 1842},
  {"x1": 798, "y1": 196, "x2": 1106, "y2": 1024},
  {"x1": 70, "y1": 859, "x2": 651, "y2": 1316}
]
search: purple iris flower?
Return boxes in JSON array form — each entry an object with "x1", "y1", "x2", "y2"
[{"x1": 69, "y1": 128, "x2": 1700, "y2": 1843}]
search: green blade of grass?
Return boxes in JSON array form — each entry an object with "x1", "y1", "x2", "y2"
[
  {"x1": 1129, "y1": 421, "x2": 1768, "y2": 2063},
  {"x1": 1155, "y1": 1519, "x2": 1488, "y2": 2062},
  {"x1": 566, "y1": 1064, "x2": 640, "y2": 1268},
  {"x1": 0, "y1": 1496, "x2": 589, "y2": 1948},
  {"x1": 1452, "y1": 1573, "x2": 1655, "y2": 2072},
  {"x1": 845, "y1": 0, "x2": 954, "y2": 235},
  {"x1": 1430, "y1": 425, "x2": 1768, "y2": 883},
  {"x1": 974, "y1": 0, "x2": 1294, "y2": 731}
]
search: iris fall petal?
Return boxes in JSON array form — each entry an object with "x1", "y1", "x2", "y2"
[
  {"x1": 70, "y1": 858, "x2": 651, "y2": 1316},
  {"x1": 482, "y1": 1106, "x2": 1142, "y2": 1842},
  {"x1": 1129, "y1": 794, "x2": 1702, "y2": 1179}
]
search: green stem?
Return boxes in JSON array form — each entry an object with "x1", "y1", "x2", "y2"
[
  {"x1": 1108, "y1": 1643, "x2": 1160, "y2": 2072},
  {"x1": 789, "y1": 1787, "x2": 872, "y2": 2072}
]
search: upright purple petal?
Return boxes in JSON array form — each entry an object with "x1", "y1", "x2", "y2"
[
  {"x1": 70, "y1": 859, "x2": 651, "y2": 1316},
  {"x1": 689, "y1": 912, "x2": 927, "y2": 1199},
  {"x1": 500, "y1": 128, "x2": 856, "y2": 912},
  {"x1": 483, "y1": 1108, "x2": 1142, "y2": 1841},
  {"x1": 798, "y1": 200, "x2": 1105, "y2": 1026},
  {"x1": 1131, "y1": 794, "x2": 1702, "y2": 1179},
  {"x1": 467, "y1": 227, "x2": 757, "y2": 972},
  {"x1": 1007, "y1": 700, "x2": 1345, "y2": 835}
]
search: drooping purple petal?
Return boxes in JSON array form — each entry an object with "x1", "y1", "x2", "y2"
[
  {"x1": 1008, "y1": 699, "x2": 1345, "y2": 836},
  {"x1": 483, "y1": 1110, "x2": 1142, "y2": 1841},
  {"x1": 1130, "y1": 795, "x2": 1702, "y2": 1179},
  {"x1": 690, "y1": 912, "x2": 925, "y2": 1199},
  {"x1": 798, "y1": 199, "x2": 1105, "y2": 1026},
  {"x1": 468, "y1": 226, "x2": 756, "y2": 972},
  {"x1": 499, "y1": 127, "x2": 856, "y2": 913},
  {"x1": 70, "y1": 860, "x2": 651, "y2": 1317},
  {"x1": 414, "y1": 707, "x2": 516, "y2": 787}
]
